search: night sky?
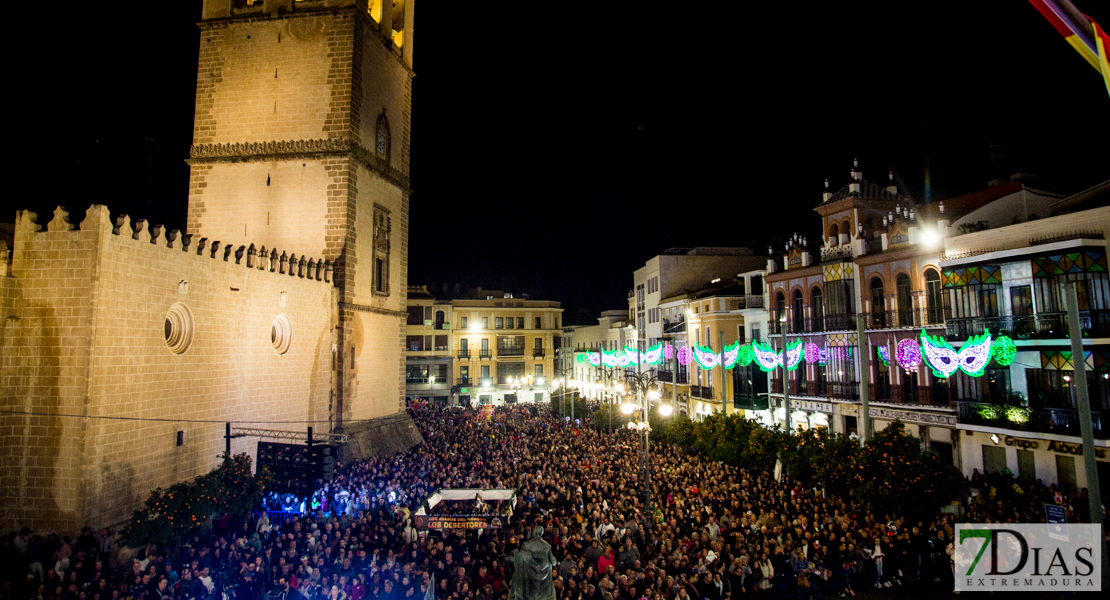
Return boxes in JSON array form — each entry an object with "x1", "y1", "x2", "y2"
[{"x1": 9, "y1": 1, "x2": 1108, "y2": 323}]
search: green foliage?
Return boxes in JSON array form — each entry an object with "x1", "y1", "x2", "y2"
[
  {"x1": 958, "y1": 220, "x2": 991, "y2": 234},
  {"x1": 119, "y1": 453, "x2": 269, "y2": 550},
  {"x1": 852, "y1": 422, "x2": 953, "y2": 518},
  {"x1": 549, "y1": 392, "x2": 590, "y2": 422},
  {"x1": 649, "y1": 414, "x2": 959, "y2": 518}
]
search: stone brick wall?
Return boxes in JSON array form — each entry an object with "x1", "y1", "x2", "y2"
[{"x1": 0, "y1": 205, "x2": 336, "y2": 532}]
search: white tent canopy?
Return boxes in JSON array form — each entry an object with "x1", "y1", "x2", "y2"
[{"x1": 417, "y1": 488, "x2": 517, "y2": 516}]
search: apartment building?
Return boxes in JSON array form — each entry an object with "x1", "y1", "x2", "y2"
[
  {"x1": 405, "y1": 287, "x2": 564, "y2": 407},
  {"x1": 763, "y1": 161, "x2": 1109, "y2": 492}
]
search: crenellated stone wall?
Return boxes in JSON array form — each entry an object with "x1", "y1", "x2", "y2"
[{"x1": 0, "y1": 205, "x2": 337, "y2": 532}]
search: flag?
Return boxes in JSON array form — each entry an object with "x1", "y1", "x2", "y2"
[{"x1": 1027, "y1": 0, "x2": 1110, "y2": 96}]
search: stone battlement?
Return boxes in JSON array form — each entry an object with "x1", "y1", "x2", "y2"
[{"x1": 14, "y1": 205, "x2": 336, "y2": 285}]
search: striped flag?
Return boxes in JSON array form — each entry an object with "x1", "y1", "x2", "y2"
[{"x1": 1027, "y1": 0, "x2": 1110, "y2": 96}]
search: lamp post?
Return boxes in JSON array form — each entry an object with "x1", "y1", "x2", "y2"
[
  {"x1": 780, "y1": 309, "x2": 792, "y2": 433},
  {"x1": 621, "y1": 398, "x2": 669, "y2": 541}
]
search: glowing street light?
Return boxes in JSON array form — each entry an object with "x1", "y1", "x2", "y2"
[{"x1": 658, "y1": 403, "x2": 673, "y2": 416}]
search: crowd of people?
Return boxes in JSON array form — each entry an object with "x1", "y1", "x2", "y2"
[{"x1": 1, "y1": 404, "x2": 1103, "y2": 600}]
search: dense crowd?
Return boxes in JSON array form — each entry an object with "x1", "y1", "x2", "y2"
[{"x1": 1, "y1": 405, "x2": 1103, "y2": 600}]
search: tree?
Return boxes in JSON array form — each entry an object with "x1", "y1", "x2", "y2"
[
  {"x1": 853, "y1": 421, "x2": 953, "y2": 518},
  {"x1": 119, "y1": 453, "x2": 269, "y2": 550}
]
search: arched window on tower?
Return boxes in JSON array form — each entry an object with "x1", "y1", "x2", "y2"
[
  {"x1": 376, "y1": 110, "x2": 391, "y2": 163},
  {"x1": 828, "y1": 222, "x2": 840, "y2": 245}
]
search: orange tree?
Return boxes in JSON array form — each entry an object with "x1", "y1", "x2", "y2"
[
  {"x1": 120, "y1": 453, "x2": 269, "y2": 549},
  {"x1": 853, "y1": 422, "x2": 952, "y2": 518}
]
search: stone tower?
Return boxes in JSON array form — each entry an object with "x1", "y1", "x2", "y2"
[{"x1": 187, "y1": 0, "x2": 415, "y2": 432}]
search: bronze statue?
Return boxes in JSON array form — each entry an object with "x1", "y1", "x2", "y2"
[{"x1": 509, "y1": 526, "x2": 556, "y2": 600}]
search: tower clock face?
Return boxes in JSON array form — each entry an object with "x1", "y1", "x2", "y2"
[{"x1": 377, "y1": 132, "x2": 387, "y2": 155}]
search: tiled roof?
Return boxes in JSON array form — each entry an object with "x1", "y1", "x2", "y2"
[{"x1": 821, "y1": 179, "x2": 902, "y2": 205}]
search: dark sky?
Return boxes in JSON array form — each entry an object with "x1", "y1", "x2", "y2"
[{"x1": 10, "y1": 0, "x2": 1109, "y2": 323}]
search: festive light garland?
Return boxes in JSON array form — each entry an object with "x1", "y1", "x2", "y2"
[
  {"x1": 663, "y1": 344, "x2": 674, "y2": 361},
  {"x1": 804, "y1": 343, "x2": 821, "y2": 365},
  {"x1": 919, "y1": 328, "x2": 992, "y2": 378},
  {"x1": 677, "y1": 346, "x2": 693, "y2": 366},
  {"x1": 991, "y1": 336, "x2": 1017, "y2": 366},
  {"x1": 752, "y1": 340, "x2": 781, "y2": 372},
  {"x1": 692, "y1": 345, "x2": 720, "y2": 369},
  {"x1": 876, "y1": 346, "x2": 890, "y2": 367},
  {"x1": 895, "y1": 338, "x2": 921, "y2": 372}
]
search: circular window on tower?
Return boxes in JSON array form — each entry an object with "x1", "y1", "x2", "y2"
[
  {"x1": 271, "y1": 314, "x2": 293, "y2": 355},
  {"x1": 164, "y1": 303, "x2": 194, "y2": 355}
]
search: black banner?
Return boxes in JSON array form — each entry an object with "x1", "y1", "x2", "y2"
[{"x1": 413, "y1": 514, "x2": 505, "y2": 530}]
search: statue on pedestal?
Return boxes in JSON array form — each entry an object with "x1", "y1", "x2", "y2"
[{"x1": 509, "y1": 526, "x2": 556, "y2": 600}]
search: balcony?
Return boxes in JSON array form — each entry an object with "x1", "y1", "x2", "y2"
[
  {"x1": 656, "y1": 370, "x2": 689, "y2": 384},
  {"x1": 690, "y1": 385, "x2": 714, "y2": 398},
  {"x1": 744, "y1": 295, "x2": 765, "y2": 309},
  {"x1": 457, "y1": 377, "x2": 471, "y2": 386},
  {"x1": 821, "y1": 245, "x2": 854, "y2": 263},
  {"x1": 869, "y1": 383, "x2": 952, "y2": 406},
  {"x1": 663, "y1": 318, "x2": 686, "y2": 334},
  {"x1": 946, "y1": 310, "x2": 1110, "y2": 341},
  {"x1": 479, "y1": 350, "x2": 492, "y2": 359},
  {"x1": 457, "y1": 350, "x2": 471, "y2": 360},
  {"x1": 734, "y1": 395, "x2": 770, "y2": 410},
  {"x1": 958, "y1": 402, "x2": 1106, "y2": 438},
  {"x1": 498, "y1": 348, "x2": 525, "y2": 357},
  {"x1": 533, "y1": 349, "x2": 546, "y2": 358}
]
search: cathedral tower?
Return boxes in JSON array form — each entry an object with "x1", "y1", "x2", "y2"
[{"x1": 187, "y1": 0, "x2": 415, "y2": 431}]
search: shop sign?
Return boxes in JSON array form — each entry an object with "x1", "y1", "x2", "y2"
[{"x1": 1003, "y1": 436, "x2": 1107, "y2": 459}]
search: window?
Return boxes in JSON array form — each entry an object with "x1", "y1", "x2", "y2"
[
  {"x1": 372, "y1": 206, "x2": 391, "y2": 295},
  {"x1": 406, "y1": 335, "x2": 425, "y2": 351},
  {"x1": 535, "y1": 364, "x2": 544, "y2": 378},
  {"x1": 737, "y1": 325, "x2": 745, "y2": 344},
  {"x1": 481, "y1": 365, "x2": 490, "y2": 380},
  {"x1": 534, "y1": 337, "x2": 543, "y2": 351},
  {"x1": 176, "y1": 430, "x2": 185, "y2": 447},
  {"x1": 775, "y1": 292, "x2": 786, "y2": 330},
  {"x1": 460, "y1": 367, "x2": 470, "y2": 383},
  {"x1": 164, "y1": 303, "x2": 195, "y2": 355},
  {"x1": 497, "y1": 362, "x2": 525, "y2": 384},
  {"x1": 945, "y1": 284, "x2": 1000, "y2": 318},
  {"x1": 924, "y1": 269, "x2": 943, "y2": 324},
  {"x1": 482, "y1": 317, "x2": 489, "y2": 329},
  {"x1": 869, "y1": 277, "x2": 885, "y2": 323},
  {"x1": 751, "y1": 326, "x2": 760, "y2": 342},
  {"x1": 434, "y1": 335, "x2": 448, "y2": 351},
  {"x1": 811, "y1": 287, "x2": 824, "y2": 330},
  {"x1": 535, "y1": 316, "x2": 542, "y2": 329},
  {"x1": 376, "y1": 110, "x2": 391, "y2": 161},
  {"x1": 1011, "y1": 285, "x2": 1033, "y2": 316},
  {"x1": 406, "y1": 305, "x2": 424, "y2": 325},
  {"x1": 435, "y1": 310, "x2": 445, "y2": 329},
  {"x1": 517, "y1": 317, "x2": 524, "y2": 329},
  {"x1": 1034, "y1": 272, "x2": 1110, "y2": 313},
  {"x1": 505, "y1": 317, "x2": 514, "y2": 329},
  {"x1": 495, "y1": 317, "x2": 504, "y2": 329},
  {"x1": 750, "y1": 275, "x2": 763, "y2": 295},
  {"x1": 792, "y1": 290, "x2": 804, "y2": 332},
  {"x1": 825, "y1": 280, "x2": 855, "y2": 316},
  {"x1": 497, "y1": 335, "x2": 525, "y2": 356},
  {"x1": 460, "y1": 338, "x2": 468, "y2": 352},
  {"x1": 896, "y1": 273, "x2": 912, "y2": 326},
  {"x1": 460, "y1": 316, "x2": 468, "y2": 328}
]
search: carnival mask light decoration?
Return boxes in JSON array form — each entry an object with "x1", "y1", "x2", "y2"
[{"x1": 919, "y1": 329, "x2": 992, "y2": 378}]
